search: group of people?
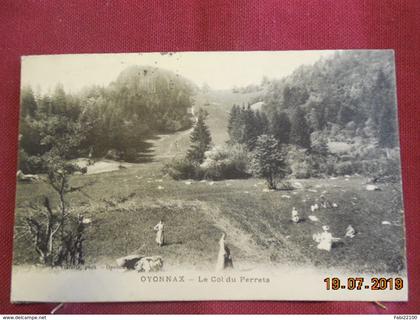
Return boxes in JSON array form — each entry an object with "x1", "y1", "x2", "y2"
[
  {"x1": 151, "y1": 194, "x2": 357, "y2": 268},
  {"x1": 290, "y1": 199, "x2": 357, "y2": 252}
]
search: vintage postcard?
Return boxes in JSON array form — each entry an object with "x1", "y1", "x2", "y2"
[{"x1": 11, "y1": 50, "x2": 407, "y2": 302}]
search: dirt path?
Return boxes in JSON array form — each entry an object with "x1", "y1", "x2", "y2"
[
  {"x1": 199, "y1": 202, "x2": 272, "y2": 269},
  {"x1": 74, "y1": 159, "x2": 134, "y2": 175},
  {"x1": 146, "y1": 127, "x2": 193, "y2": 160}
]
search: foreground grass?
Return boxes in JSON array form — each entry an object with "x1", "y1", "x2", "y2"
[{"x1": 13, "y1": 161, "x2": 406, "y2": 274}]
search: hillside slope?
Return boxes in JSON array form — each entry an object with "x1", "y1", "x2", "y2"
[{"x1": 144, "y1": 89, "x2": 260, "y2": 160}]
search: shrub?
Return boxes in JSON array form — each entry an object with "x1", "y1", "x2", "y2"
[
  {"x1": 359, "y1": 155, "x2": 401, "y2": 182},
  {"x1": 292, "y1": 161, "x2": 312, "y2": 179},
  {"x1": 311, "y1": 138, "x2": 329, "y2": 156},
  {"x1": 163, "y1": 157, "x2": 200, "y2": 180},
  {"x1": 325, "y1": 156, "x2": 338, "y2": 176},
  {"x1": 105, "y1": 149, "x2": 122, "y2": 161},
  {"x1": 286, "y1": 145, "x2": 326, "y2": 179},
  {"x1": 200, "y1": 144, "x2": 249, "y2": 180},
  {"x1": 122, "y1": 148, "x2": 138, "y2": 162},
  {"x1": 335, "y1": 161, "x2": 355, "y2": 175},
  {"x1": 276, "y1": 180, "x2": 295, "y2": 190},
  {"x1": 19, "y1": 153, "x2": 47, "y2": 174}
]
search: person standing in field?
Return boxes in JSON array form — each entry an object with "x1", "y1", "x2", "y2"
[
  {"x1": 154, "y1": 220, "x2": 165, "y2": 247},
  {"x1": 215, "y1": 233, "x2": 233, "y2": 271}
]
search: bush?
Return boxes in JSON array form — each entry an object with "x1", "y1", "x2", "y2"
[
  {"x1": 200, "y1": 144, "x2": 249, "y2": 180},
  {"x1": 287, "y1": 145, "x2": 327, "y2": 179},
  {"x1": 359, "y1": 156, "x2": 401, "y2": 182},
  {"x1": 293, "y1": 162, "x2": 312, "y2": 179},
  {"x1": 276, "y1": 180, "x2": 295, "y2": 190},
  {"x1": 325, "y1": 156, "x2": 338, "y2": 176},
  {"x1": 105, "y1": 149, "x2": 122, "y2": 161},
  {"x1": 19, "y1": 152, "x2": 47, "y2": 174},
  {"x1": 163, "y1": 157, "x2": 200, "y2": 180},
  {"x1": 335, "y1": 161, "x2": 355, "y2": 175},
  {"x1": 122, "y1": 148, "x2": 138, "y2": 162}
]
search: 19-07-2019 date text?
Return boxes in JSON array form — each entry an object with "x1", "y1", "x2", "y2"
[{"x1": 324, "y1": 277, "x2": 403, "y2": 290}]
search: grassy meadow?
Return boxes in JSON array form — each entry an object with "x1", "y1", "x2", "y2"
[{"x1": 13, "y1": 159, "x2": 405, "y2": 274}]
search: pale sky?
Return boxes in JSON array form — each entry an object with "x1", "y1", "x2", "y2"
[{"x1": 21, "y1": 50, "x2": 335, "y2": 93}]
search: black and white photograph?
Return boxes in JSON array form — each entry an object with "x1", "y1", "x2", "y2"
[{"x1": 11, "y1": 50, "x2": 407, "y2": 302}]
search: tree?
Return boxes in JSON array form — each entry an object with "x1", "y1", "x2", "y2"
[
  {"x1": 186, "y1": 109, "x2": 212, "y2": 164},
  {"x1": 311, "y1": 136, "x2": 329, "y2": 155},
  {"x1": 227, "y1": 104, "x2": 242, "y2": 144},
  {"x1": 338, "y1": 103, "x2": 356, "y2": 125},
  {"x1": 228, "y1": 104, "x2": 266, "y2": 150},
  {"x1": 283, "y1": 85, "x2": 309, "y2": 109},
  {"x1": 51, "y1": 84, "x2": 68, "y2": 115},
  {"x1": 25, "y1": 158, "x2": 86, "y2": 267},
  {"x1": 33, "y1": 112, "x2": 84, "y2": 160},
  {"x1": 371, "y1": 70, "x2": 391, "y2": 129},
  {"x1": 308, "y1": 104, "x2": 326, "y2": 131},
  {"x1": 290, "y1": 107, "x2": 311, "y2": 149},
  {"x1": 20, "y1": 86, "x2": 38, "y2": 118},
  {"x1": 20, "y1": 91, "x2": 88, "y2": 265},
  {"x1": 251, "y1": 135, "x2": 288, "y2": 189},
  {"x1": 25, "y1": 196, "x2": 62, "y2": 265},
  {"x1": 242, "y1": 105, "x2": 259, "y2": 150},
  {"x1": 19, "y1": 87, "x2": 42, "y2": 158},
  {"x1": 270, "y1": 111, "x2": 291, "y2": 144},
  {"x1": 378, "y1": 102, "x2": 397, "y2": 148},
  {"x1": 255, "y1": 110, "x2": 269, "y2": 136},
  {"x1": 371, "y1": 70, "x2": 397, "y2": 148}
]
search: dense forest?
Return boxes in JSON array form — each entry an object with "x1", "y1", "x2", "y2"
[
  {"x1": 221, "y1": 51, "x2": 400, "y2": 183},
  {"x1": 260, "y1": 50, "x2": 398, "y2": 149},
  {"x1": 19, "y1": 66, "x2": 195, "y2": 172}
]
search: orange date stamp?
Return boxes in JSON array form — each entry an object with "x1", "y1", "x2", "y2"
[{"x1": 324, "y1": 277, "x2": 404, "y2": 290}]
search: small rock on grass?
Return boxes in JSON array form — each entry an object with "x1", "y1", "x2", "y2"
[
  {"x1": 116, "y1": 254, "x2": 143, "y2": 269},
  {"x1": 293, "y1": 182, "x2": 303, "y2": 188},
  {"x1": 134, "y1": 256, "x2": 163, "y2": 272},
  {"x1": 366, "y1": 184, "x2": 381, "y2": 191}
]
